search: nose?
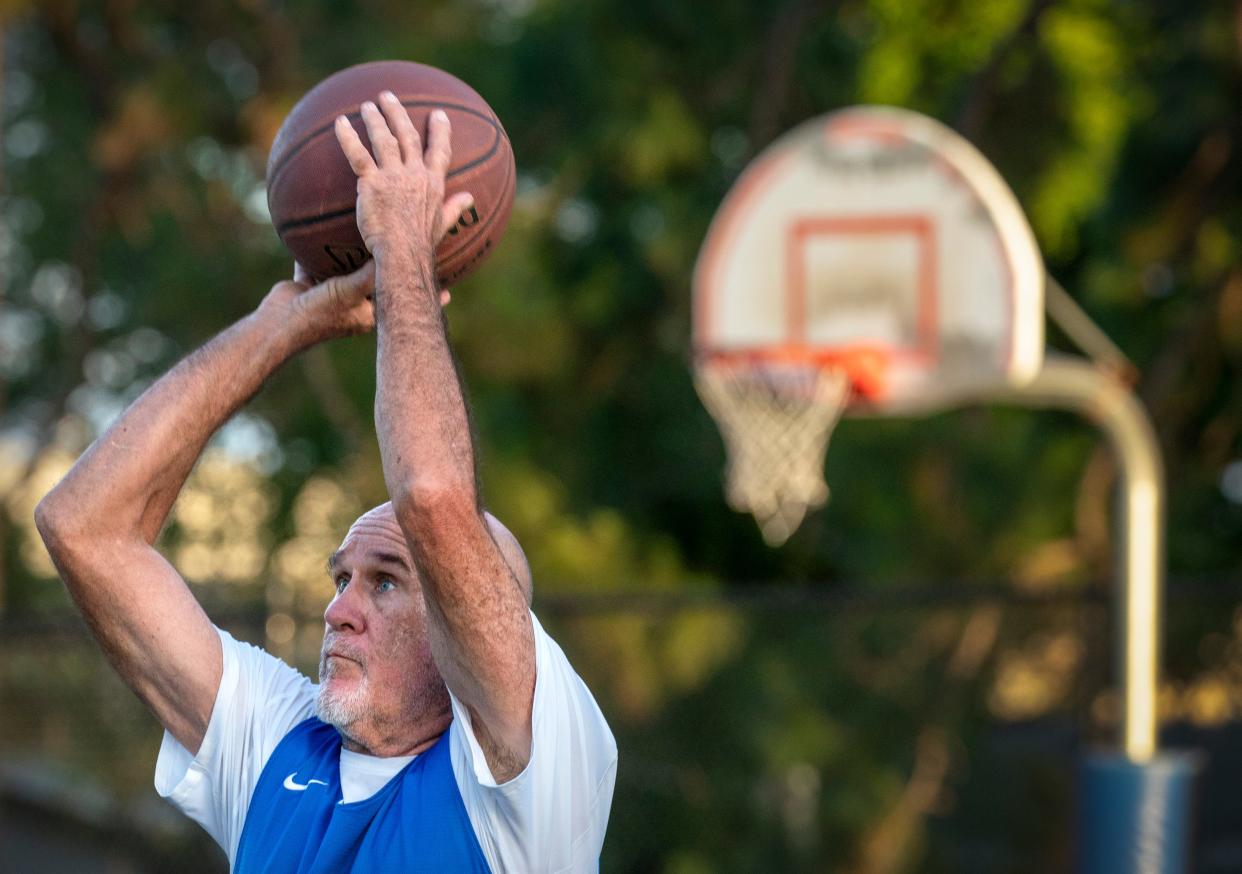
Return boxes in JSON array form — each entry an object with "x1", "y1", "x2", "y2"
[{"x1": 324, "y1": 581, "x2": 367, "y2": 633}]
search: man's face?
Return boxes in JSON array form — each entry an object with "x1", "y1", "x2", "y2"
[{"x1": 316, "y1": 504, "x2": 449, "y2": 751}]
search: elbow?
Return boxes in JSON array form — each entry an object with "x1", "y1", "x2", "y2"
[
  {"x1": 390, "y1": 479, "x2": 478, "y2": 535},
  {"x1": 36, "y1": 486, "x2": 145, "y2": 585},
  {"x1": 34, "y1": 490, "x2": 63, "y2": 544},
  {"x1": 34, "y1": 490, "x2": 74, "y2": 560},
  {"x1": 35, "y1": 482, "x2": 103, "y2": 563}
]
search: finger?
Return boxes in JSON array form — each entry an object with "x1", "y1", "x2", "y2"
[
  {"x1": 334, "y1": 115, "x2": 376, "y2": 176},
  {"x1": 350, "y1": 299, "x2": 377, "y2": 334},
  {"x1": 425, "y1": 108, "x2": 452, "y2": 175},
  {"x1": 328, "y1": 259, "x2": 377, "y2": 307},
  {"x1": 438, "y1": 191, "x2": 475, "y2": 239},
  {"x1": 359, "y1": 100, "x2": 401, "y2": 167},
  {"x1": 439, "y1": 289, "x2": 452, "y2": 307},
  {"x1": 378, "y1": 90, "x2": 420, "y2": 165},
  {"x1": 293, "y1": 262, "x2": 311, "y2": 285}
]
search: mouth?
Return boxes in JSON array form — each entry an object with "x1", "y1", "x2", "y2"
[
  {"x1": 320, "y1": 640, "x2": 366, "y2": 678},
  {"x1": 325, "y1": 650, "x2": 362, "y2": 667}
]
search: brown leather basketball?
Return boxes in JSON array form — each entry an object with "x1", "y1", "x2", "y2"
[{"x1": 266, "y1": 60, "x2": 515, "y2": 286}]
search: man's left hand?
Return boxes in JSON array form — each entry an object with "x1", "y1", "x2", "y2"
[{"x1": 334, "y1": 91, "x2": 474, "y2": 271}]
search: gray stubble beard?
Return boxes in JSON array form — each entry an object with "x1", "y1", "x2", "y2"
[{"x1": 316, "y1": 658, "x2": 369, "y2": 732}]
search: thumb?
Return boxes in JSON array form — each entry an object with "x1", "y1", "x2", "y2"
[{"x1": 323, "y1": 259, "x2": 376, "y2": 306}]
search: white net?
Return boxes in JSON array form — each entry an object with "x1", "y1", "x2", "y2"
[{"x1": 694, "y1": 358, "x2": 852, "y2": 546}]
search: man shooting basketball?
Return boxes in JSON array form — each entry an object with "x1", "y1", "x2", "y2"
[{"x1": 35, "y1": 92, "x2": 617, "y2": 872}]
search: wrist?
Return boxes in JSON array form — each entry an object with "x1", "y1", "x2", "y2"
[
  {"x1": 251, "y1": 297, "x2": 319, "y2": 357},
  {"x1": 372, "y1": 240, "x2": 437, "y2": 290}
]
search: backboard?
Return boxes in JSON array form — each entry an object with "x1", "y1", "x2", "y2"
[{"x1": 693, "y1": 105, "x2": 1044, "y2": 415}]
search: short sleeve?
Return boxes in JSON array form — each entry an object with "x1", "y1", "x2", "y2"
[
  {"x1": 154, "y1": 627, "x2": 317, "y2": 867},
  {"x1": 448, "y1": 612, "x2": 618, "y2": 874}
]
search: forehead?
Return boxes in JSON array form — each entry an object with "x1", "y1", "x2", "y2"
[{"x1": 330, "y1": 511, "x2": 411, "y2": 568}]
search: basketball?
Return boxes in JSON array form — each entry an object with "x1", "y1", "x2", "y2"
[{"x1": 266, "y1": 60, "x2": 516, "y2": 286}]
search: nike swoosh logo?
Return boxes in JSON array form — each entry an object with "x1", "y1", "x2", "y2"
[{"x1": 283, "y1": 772, "x2": 329, "y2": 791}]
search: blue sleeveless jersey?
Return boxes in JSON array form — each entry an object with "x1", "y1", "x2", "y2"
[{"x1": 234, "y1": 717, "x2": 491, "y2": 873}]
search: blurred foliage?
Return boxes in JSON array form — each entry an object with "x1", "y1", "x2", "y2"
[{"x1": 0, "y1": 0, "x2": 1241, "y2": 872}]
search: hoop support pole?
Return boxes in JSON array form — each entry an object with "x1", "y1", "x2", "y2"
[{"x1": 996, "y1": 355, "x2": 1162, "y2": 762}]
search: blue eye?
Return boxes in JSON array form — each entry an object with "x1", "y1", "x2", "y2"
[
  {"x1": 334, "y1": 575, "x2": 350, "y2": 592},
  {"x1": 377, "y1": 578, "x2": 396, "y2": 593}
]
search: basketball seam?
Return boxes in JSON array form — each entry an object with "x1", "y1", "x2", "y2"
[
  {"x1": 268, "y1": 98, "x2": 500, "y2": 185},
  {"x1": 280, "y1": 145, "x2": 514, "y2": 281},
  {"x1": 273, "y1": 130, "x2": 511, "y2": 236},
  {"x1": 268, "y1": 98, "x2": 503, "y2": 224},
  {"x1": 436, "y1": 147, "x2": 514, "y2": 268}
]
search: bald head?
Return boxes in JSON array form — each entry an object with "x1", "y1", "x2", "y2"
[
  {"x1": 483, "y1": 511, "x2": 534, "y2": 605},
  {"x1": 351, "y1": 503, "x2": 532, "y2": 605}
]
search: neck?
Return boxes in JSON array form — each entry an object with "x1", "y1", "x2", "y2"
[{"x1": 336, "y1": 706, "x2": 452, "y2": 757}]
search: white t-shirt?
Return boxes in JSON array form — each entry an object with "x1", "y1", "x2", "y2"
[{"x1": 154, "y1": 612, "x2": 617, "y2": 873}]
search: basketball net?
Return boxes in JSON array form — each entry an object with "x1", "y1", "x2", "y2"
[{"x1": 695, "y1": 355, "x2": 863, "y2": 546}]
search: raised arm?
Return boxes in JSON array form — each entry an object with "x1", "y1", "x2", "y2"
[
  {"x1": 336, "y1": 94, "x2": 536, "y2": 780},
  {"x1": 34, "y1": 265, "x2": 376, "y2": 754}
]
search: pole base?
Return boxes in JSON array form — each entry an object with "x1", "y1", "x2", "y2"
[{"x1": 1078, "y1": 751, "x2": 1203, "y2": 874}]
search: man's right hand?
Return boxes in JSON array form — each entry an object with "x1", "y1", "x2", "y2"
[{"x1": 260, "y1": 260, "x2": 378, "y2": 349}]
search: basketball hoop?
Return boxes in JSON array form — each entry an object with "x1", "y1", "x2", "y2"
[
  {"x1": 692, "y1": 106, "x2": 1044, "y2": 545},
  {"x1": 690, "y1": 106, "x2": 1184, "y2": 870},
  {"x1": 693, "y1": 350, "x2": 886, "y2": 545}
]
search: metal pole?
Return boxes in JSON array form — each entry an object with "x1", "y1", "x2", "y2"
[
  {"x1": 996, "y1": 355, "x2": 1162, "y2": 761},
  {"x1": 994, "y1": 355, "x2": 1201, "y2": 872},
  {"x1": 1044, "y1": 276, "x2": 1139, "y2": 384}
]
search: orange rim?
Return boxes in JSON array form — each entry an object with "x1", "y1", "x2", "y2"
[{"x1": 696, "y1": 344, "x2": 894, "y2": 401}]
